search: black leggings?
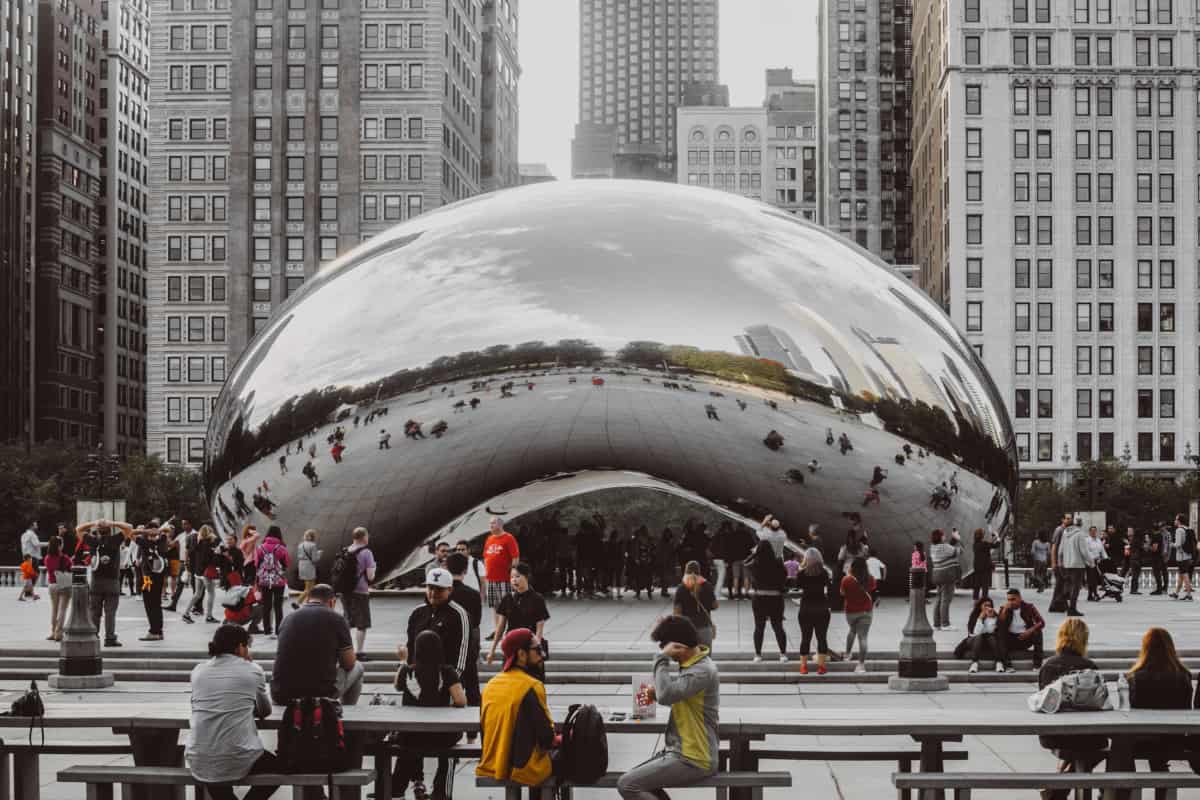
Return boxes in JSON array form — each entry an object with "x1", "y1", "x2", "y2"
[
  {"x1": 203, "y1": 751, "x2": 281, "y2": 800},
  {"x1": 752, "y1": 594, "x2": 787, "y2": 656},
  {"x1": 390, "y1": 731, "x2": 462, "y2": 797},
  {"x1": 798, "y1": 607, "x2": 830, "y2": 655},
  {"x1": 259, "y1": 585, "x2": 285, "y2": 634}
]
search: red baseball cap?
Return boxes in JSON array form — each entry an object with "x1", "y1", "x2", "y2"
[{"x1": 500, "y1": 628, "x2": 535, "y2": 672}]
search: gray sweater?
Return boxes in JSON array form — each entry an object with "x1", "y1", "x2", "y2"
[
  {"x1": 654, "y1": 646, "x2": 720, "y2": 773},
  {"x1": 1058, "y1": 527, "x2": 1095, "y2": 569}
]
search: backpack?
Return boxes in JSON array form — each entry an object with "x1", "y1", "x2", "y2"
[
  {"x1": 221, "y1": 584, "x2": 254, "y2": 611},
  {"x1": 557, "y1": 703, "x2": 608, "y2": 784},
  {"x1": 1058, "y1": 669, "x2": 1110, "y2": 711},
  {"x1": 277, "y1": 697, "x2": 349, "y2": 775},
  {"x1": 330, "y1": 546, "x2": 361, "y2": 596},
  {"x1": 257, "y1": 543, "x2": 286, "y2": 587},
  {"x1": 1185, "y1": 529, "x2": 1197, "y2": 557}
]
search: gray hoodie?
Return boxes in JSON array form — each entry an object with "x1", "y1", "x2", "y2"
[
  {"x1": 1058, "y1": 526, "x2": 1095, "y2": 570},
  {"x1": 653, "y1": 646, "x2": 720, "y2": 773}
]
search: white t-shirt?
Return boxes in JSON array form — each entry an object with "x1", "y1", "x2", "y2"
[
  {"x1": 462, "y1": 556, "x2": 483, "y2": 592},
  {"x1": 1175, "y1": 527, "x2": 1190, "y2": 561},
  {"x1": 1007, "y1": 609, "x2": 1027, "y2": 635},
  {"x1": 866, "y1": 556, "x2": 885, "y2": 580}
]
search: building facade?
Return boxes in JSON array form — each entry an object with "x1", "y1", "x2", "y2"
[
  {"x1": 480, "y1": 0, "x2": 519, "y2": 192},
  {"x1": 0, "y1": 0, "x2": 38, "y2": 444},
  {"x1": 147, "y1": 0, "x2": 508, "y2": 466},
  {"x1": 676, "y1": 70, "x2": 820, "y2": 222},
  {"x1": 35, "y1": 0, "x2": 105, "y2": 446},
  {"x1": 817, "y1": 0, "x2": 913, "y2": 263},
  {"x1": 913, "y1": 0, "x2": 1200, "y2": 476},
  {"x1": 98, "y1": 0, "x2": 152, "y2": 454},
  {"x1": 573, "y1": 0, "x2": 719, "y2": 180}
]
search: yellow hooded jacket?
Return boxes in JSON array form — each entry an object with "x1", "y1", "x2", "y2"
[{"x1": 476, "y1": 667, "x2": 555, "y2": 785}]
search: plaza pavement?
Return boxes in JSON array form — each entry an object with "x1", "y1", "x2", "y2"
[{"x1": 4, "y1": 587, "x2": 1200, "y2": 799}]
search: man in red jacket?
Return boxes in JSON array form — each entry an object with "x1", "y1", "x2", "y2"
[{"x1": 995, "y1": 588, "x2": 1045, "y2": 672}]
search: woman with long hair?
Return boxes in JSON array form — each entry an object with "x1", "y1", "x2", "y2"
[
  {"x1": 391, "y1": 630, "x2": 466, "y2": 799},
  {"x1": 1126, "y1": 627, "x2": 1194, "y2": 798},
  {"x1": 796, "y1": 547, "x2": 832, "y2": 675},
  {"x1": 840, "y1": 557, "x2": 876, "y2": 673},
  {"x1": 253, "y1": 526, "x2": 290, "y2": 637},
  {"x1": 672, "y1": 560, "x2": 717, "y2": 648},
  {"x1": 745, "y1": 540, "x2": 787, "y2": 662},
  {"x1": 294, "y1": 529, "x2": 321, "y2": 608},
  {"x1": 183, "y1": 526, "x2": 221, "y2": 624},
  {"x1": 971, "y1": 528, "x2": 994, "y2": 602},
  {"x1": 929, "y1": 528, "x2": 963, "y2": 630},
  {"x1": 1035, "y1": 618, "x2": 1107, "y2": 799},
  {"x1": 43, "y1": 535, "x2": 73, "y2": 641}
]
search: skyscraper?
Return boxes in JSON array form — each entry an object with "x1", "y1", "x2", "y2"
[
  {"x1": 912, "y1": 0, "x2": 1198, "y2": 475},
  {"x1": 573, "y1": 0, "x2": 719, "y2": 180},
  {"x1": 481, "y1": 0, "x2": 520, "y2": 192},
  {"x1": 0, "y1": 0, "x2": 38, "y2": 444},
  {"x1": 35, "y1": 0, "x2": 105, "y2": 445},
  {"x1": 147, "y1": 0, "x2": 516, "y2": 465},
  {"x1": 817, "y1": 0, "x2": 913, "y2": 263},
  {"x1": 98, "y1": 0, "x2": 152, "y2": 454}
]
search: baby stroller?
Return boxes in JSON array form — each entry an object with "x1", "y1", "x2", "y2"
[{"x1": 1095, "y1": 568, "x2": 1124, "y2": 602}]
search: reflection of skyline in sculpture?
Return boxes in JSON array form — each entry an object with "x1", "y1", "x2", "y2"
[
  {"x1": 204, "y1": 181, "x2": 1016, "y2": 589},
  {"x1": 734, "y1": 324, "x2": 826, "y2": 386}
]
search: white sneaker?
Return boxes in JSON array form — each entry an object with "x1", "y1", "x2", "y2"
[
  {"x1": 779, "y1": 654, "x2": 788, "y2": 663},
  {"x1": 968, "y1": 662, "x2": 979, "y2": 674},
  {"x1": 854, "y1": 663, "x2": 866, "y2": 674},
  {"x1": 941, "y1": 625, "x2": 957, "y2": 632},
  {"x1": 752, "y1": 655, "x2": 762, "y2": 663},
  {"x1": 931, "y1": 624, "x2": 941, "y2": 631},
  {"x1": 995, "y1": 662, "x2": 1006, "y2": 673}
]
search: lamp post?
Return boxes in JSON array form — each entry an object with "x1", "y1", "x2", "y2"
[{"x1": 888, "y1": 568, "x2": 948, "y2": 692}]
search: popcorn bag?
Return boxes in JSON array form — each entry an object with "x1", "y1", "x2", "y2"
[{"x1": 631, "y1": 675, "x2": 657, "y2": 720}]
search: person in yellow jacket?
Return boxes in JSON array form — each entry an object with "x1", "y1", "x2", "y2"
[
  {"x1": 477, "y1": 628, "x2": 559, "y2": 785},
  {"x1": 618, "y1": 616, "x2": 720, "y2": 800}
]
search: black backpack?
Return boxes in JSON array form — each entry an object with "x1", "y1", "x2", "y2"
[
  {"x1": 277, "y1": 697, "x2": 349, "y2": 774},
  {"x1": 1185, "y1": 528, "x2": 1197, "y2": 557},
  {"x1": 330, "y1": 546, "x2": 360, "y2": 596},
  {"x1": 557, "y1": 703, "x2": 608, "y2": 784}
]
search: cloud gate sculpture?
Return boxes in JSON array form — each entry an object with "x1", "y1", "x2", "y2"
[{"x1": 205, "y1": 180, "x2": 1016, "y2": 588}]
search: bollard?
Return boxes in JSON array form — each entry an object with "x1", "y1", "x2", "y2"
[
  {"x1": 888, "y1": 568, "x2": 948, "y2": 692},
  {"x1": 48, "y1": 566, "x2": 114, "y2": 689}
]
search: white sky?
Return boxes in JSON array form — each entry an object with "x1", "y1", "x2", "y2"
[{"x1": 517, "y1": 0, "x2": 822, "y2": 180}]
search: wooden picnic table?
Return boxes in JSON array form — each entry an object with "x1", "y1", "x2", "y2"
[{"x1": 2, "y1": 705, "x2": 1199, "y2": 800}]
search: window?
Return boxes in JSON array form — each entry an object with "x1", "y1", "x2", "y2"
[
  {"x1": 288, "y1": 25, "x2": 305, "y2": 49},
  {"x1": 1015, "y1": 346, "x2": 1030, "y2": 375},
  {"x1": 320, "y1": 117, "x2": 338, "y2": 141},
  {"x1": 320, "y1": 196, "x2": 338, "y2": 221},
  {"x1": 321, "y1": 65, "x2": 338, "y2": 89},
  {"x1": 1099, "y1": 345, "x2": 1114, "y2": 374},
  {"x1": 1014, "y1": 216, "x2": 1030, "y2": 245},
  {"x1": 1036, "y1": 173, "x2": 1052, "y2": 202},
  {"x1": 288, "y1": 65, "x2": 306, "y2": 90},
  {"x1": 1015, "y1": 302, "x2": 1031, "y2": 331},
  {"x1": 252, "y1": 277, "x2": 271, "y2": 303},
  {"x1": 1035, "y1": 36, "x2": 1051, "y2": 65},
  {"x1": 1076, "y1": 259, "x2": 1091, "y2": 288},
  {"x1": 1075, "y1": 87, "x2": 1090, "y2": 116},
  {"x1": 1036, "y1": 259, "x2": 1052, "y2": 288},
  {"x1": 409, "y1": 64, "x2": 423, "y2": 89},
  {"x1": 1013, "y1": 36, "x2": 1029, "y2": 65},
  {"x1": 1014, "y1": 0, "x2": 1028, "y2": 22},
  {"x1": 967, "y1": 215, "x2": 982, "y2": 245},
  {"x1": 966, "y1": 172, "x2": 982, "y2": 202},
  {"x1": 1099, "y1": 389, "x2": 1114, "y2": 418},
  {"x1": 1161, "y1": 216, "x2": 1175, "y2": 246},
  {"x1": 1161, "y1": 346, "x2": 1176, "y2": 374},
  {"x1": 286, "y1": 196, "x2": 304, "y2": 222},
  {"x1": 1160, "y1": 433, "x2": 1176, "y2": 462},
  {"x1": 1076, "y1": 303, "x2": 1092, "y2": 331},
  {"x1": 1014, "y1": 130, "x2": 1030, "y2": 159},
  {"x1": 1037, "y1": 302, "x2": 1053, "y2": 332},
  {"x1": 1037, "y1": 433, "x2": 1053, "y2": 463},
  {"x1": 255, "y1": 65, "x2": 272, "y2": 90},
  {"x1": 1037, "y1": 215, "x2": 1053, "y2": 245},
  {"x1": 322, "y1": 25, "x2": 339, "y2": 49},
  {"x1": 965, "y1": 0, "x2": 980, "y2": 21},
  {"x1": 1097, "y1": 87, "x2": 1112, "y2": 116},
  {"x1": 287, "y1": 116, "x2": 304, "y2": 141},
  {"x1": 1075, "y1": 173, "x2": 1091, "y2": 202},
  {"x1": 1159, "y1": 131, "x2": 1174, "y2": 160},
  {"x1": 1015, "y1": 259, "x2": 1031, "y2": 288},
  {"x1": 1097, "y1": 130, "x2": 1113, "y2": 159},
  {"x1": 966, "y1": 258, "x2": 982, "y2": 288},
  {"x1": 1097, "y1": 37, "x2": 1112, "y2": 65},
  {"x1": 966, "y1": 129, "x2": 982, "y2": 158},
  {"x1": 321, "y1": 156, "x2": 338, "y2": 181},
  {"x1": 966, "y1": 302, "x2": 982, "y2": 331},
  {"x1": 254, "y1": 117, "x2": 272, "y2": 142},
  {"x1": 255, "y1": 25, "x2": 273, "y2": 49},
  {"x1": 1098, "y1": 260, "x2": 1114, "y2": 288},
  {"x1": 1036, "y1": 130, "x2": 1052, "y2": 159},
  {"x1": 1098, "y1": 216, "x2": 1113, "y2": 245},
  {"x1": 1077, "y1": 346, "x2": 1093, "y2": 375},
  {"x1": 966, "y1": 85, "x2": 982, "y2": 115},
  {"x1": 1037, "y1": 346, "x2": 1053, "y2": 375},
  {"x1": 1161, "y1": 302, "x2": 1176, "y2": 332},
  {"x1": 1138, "y1": 345, "x2": 1154, "y2": 375},
  {"x1": 1098, "y1": 173, "x2": 1113, "y2": 202},
  {"x1": 965, "y1": 37, "x2": 980, "y2": 65},
  {"x1": 1012, "y1": 85, "x2": 1028, "y2": 116},
  {"x1": 1077, "y1": 433, "x2": 1093, "y2": 462},
  {"x1": 1036, "y1": 86, "x2": 1052, "y2": 116},
  {"x1": 1076, "y1": 216, "x2": 1092, "y2": 245},
  {"x1": 1074, "y1": 36, "x2": 1092, "y2": 65},
  {"x1": 1161, "y1": 388, "x2": 1176, "y2": 418},
  {"x1": 1014, "y1": 173, "x2": 1030, "y2": 202},
  {"x1": 1139, "y1": 389, "x2": 1154, "y2": 418},
  {"x1": 1017, "y1": 433, "x2": 1030, "y2": 462},
  {"x1": 1037, "y1": 389, "x2": 1053, "y2": 419},
  {"x1": 1137, "y1": 217, "x2": 1153, "y2": 245},
  {"x1": 1015, "y1": 389, "x2": 1031, "y2": 418}
]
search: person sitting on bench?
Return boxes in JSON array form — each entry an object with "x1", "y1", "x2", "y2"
[
  {"x1": 477, "y1": 628, "x2": 558, "y2": 786},
  {"x1": 617, "y1": 616, "x2": 720, "y2": 800},
  {"x1": 186, "y1": 625, "x2": 277, "y2": 800}
]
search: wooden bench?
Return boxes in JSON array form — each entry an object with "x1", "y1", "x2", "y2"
[
  {"x1": 893, "y1": 771, "x2": 1200, "y2": 800},
  {"x1": 366, "y1": 741, "x2": 481, "y2": 800},
  {"x1": 477, "y1": 770, "x2": 792, "y2": 800},
  {"x1": 733, "y1": 745, "x2": 968, "y2": 800},
  {"x1": 58, "y1": 766, "x2": 375, "y2": 800}
]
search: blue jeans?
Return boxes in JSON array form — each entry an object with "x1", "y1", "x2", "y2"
[{"x1": 617, "y1": 751, "x2": 711, "y2": 800}]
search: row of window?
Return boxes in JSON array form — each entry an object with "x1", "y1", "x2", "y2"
[
  {"x1": 972, "y1": 302, "x2": 1180, "y2": 334},
  {"x1": 1005, "y1": 344, "x2": 1189, "y2": 377},
  {"x1": 966, "y1": 34, "x2": 1185, "y2": 69},
  {"x1": 994, "y1": 0, "x2": 1171, "y2": 25},
  {"x1": 165, "y1": 315, "x2": 226, "y2": 344},
  {"x1": 1015, "y1": 431, "x2": 1179, "y2": 464},
  {"x1": 165, "y1": 355, "x2": 226, "y2": 384},
  {"x1": 166, "y1": 275, "x2": 226, "y2": 303},
  {"x1": 964, "y1": 214, "x2": 1178, "y2": 247},
  {"x1": 165, "y1": 396, "x2": 213, "y2": 426},
  {"x1": 166, "y1": 195, "x2": 226, "y2": 223},
  {"x1": 966, "y1": 257, "x2": 1177, "y2": 290},
  {"x1": 971, "y1": 171, "x2": 1182, "y2": 205}
]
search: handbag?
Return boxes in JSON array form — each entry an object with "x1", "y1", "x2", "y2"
[
  {"x1": 689, "y1": 581, "x2": 717, "y2": 638},
  {"x1": 1028, "y1": 683, "x2": 1062, "y2": 714},
  {"x1": 9, "y1": 680, "x2": 45, "y2": 745}
]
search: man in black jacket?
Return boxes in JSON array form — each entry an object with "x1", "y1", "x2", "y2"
[
  {"x1": 446, "y1": 553, "x2": 482, "y2": 706},
  {"x1": 995, "y1": 588, "x2": 1045, "y2": 672},
  {"x1": 399, "y1": 567, "x2": 470, "y2": 679}
]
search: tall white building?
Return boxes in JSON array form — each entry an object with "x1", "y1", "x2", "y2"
[
  {"x1": 147, "y1": 0, "x2": 517, "y2": 466},
  {"x1": 913, "y1": 0, "x2": 1199, "y2": 476}
]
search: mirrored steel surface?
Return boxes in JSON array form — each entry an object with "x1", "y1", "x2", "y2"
[{"x1": 205, "y1": 181, "x2": 1016, "y2": 585}]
